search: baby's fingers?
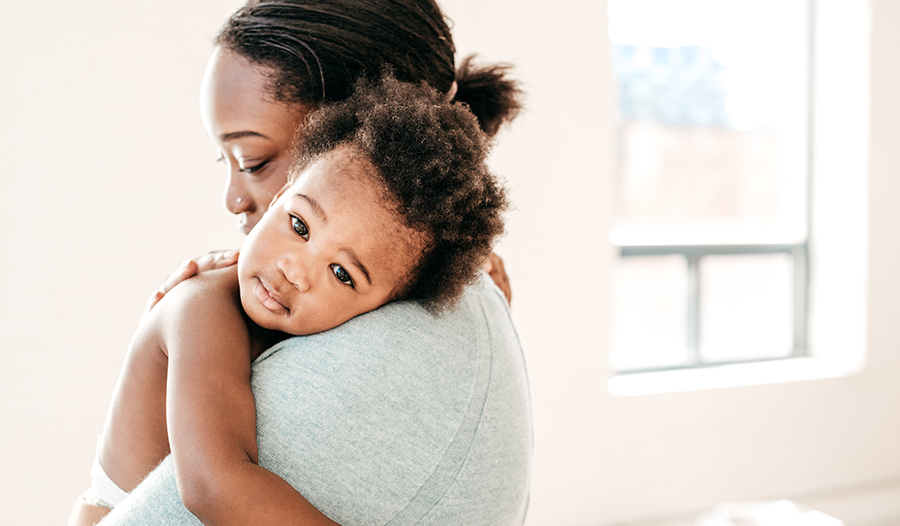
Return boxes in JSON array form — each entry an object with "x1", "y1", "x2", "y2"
[{"x1": 483, "y1": 252, "x2": 512, "y2": 305}]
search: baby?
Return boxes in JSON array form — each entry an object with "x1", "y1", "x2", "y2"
[{"x1": 76, "y1": 75, "x2": 507, "y2": 524}]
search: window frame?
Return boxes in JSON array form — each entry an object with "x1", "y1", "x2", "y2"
[
  {"x1": 610, "y1": 0, "x2": 816, "y2": 374},
  {"x1": 607, "y1": 0, "x2": 870, "y2": 395},
  {"x1": 615, "y1": 242, "x2": 809, "y2": 373}
]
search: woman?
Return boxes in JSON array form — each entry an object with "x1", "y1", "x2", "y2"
[
  {"x1": 70, "y1": 1, "x2": 530, "y2": 524},
  {"x1": 153, "y1": 0, "x2": 514, "y2": 303}
]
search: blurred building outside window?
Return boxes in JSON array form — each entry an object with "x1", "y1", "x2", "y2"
[{"x1": 608, "y1": 0, "x2": 813, "y2": 373}]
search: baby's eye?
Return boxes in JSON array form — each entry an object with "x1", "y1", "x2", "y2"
[
  {"x1": 331, "y1": 264, "x2": 354, "y2": 287},
  {"x1": 291, "y1": 215, "x2": 309, "y2": 239}
]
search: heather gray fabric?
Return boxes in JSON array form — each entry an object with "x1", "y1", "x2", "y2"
[{"x1": 102, "y1": 276, "x2": 532, "y2": 525}]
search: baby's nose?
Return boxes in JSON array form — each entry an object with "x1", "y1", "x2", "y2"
[{"x1": 277, "y1": 255, "x2": 312, "y2": 293}]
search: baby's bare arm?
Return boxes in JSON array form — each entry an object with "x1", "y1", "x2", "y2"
[
  {"x1": 161, "y1": 267, "x2": 338, "y2": 525},
  {"x1": 98, "y1": 288, "x2": 172, "y2": 493},
  {"x1": 68, "y1": 278, "x2": 176, "y2": 526}
]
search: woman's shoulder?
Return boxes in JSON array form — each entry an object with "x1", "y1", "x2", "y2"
[
  {"x1": 250, "y1": 274, "x2": 524, "y2": 423},
  {"x1": 249, "y1": 274, "x2": 531, "y2": 526},
  {"x1": 251, "y1": 273, "x2": 523, "y2": 424}
]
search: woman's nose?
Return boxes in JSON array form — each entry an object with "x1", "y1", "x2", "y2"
[
  {"x1": 277, "y1": 255, "x2": 312, "y2": 293},
  {"x1": 224, "y1": 170, "x2": 253, "y2": 215}
]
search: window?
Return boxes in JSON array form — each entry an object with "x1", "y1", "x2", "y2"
[{"x1": 609, "y1": 0, "x2": 868, "y2": 388}]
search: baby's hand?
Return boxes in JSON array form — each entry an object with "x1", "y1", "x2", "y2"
[
  {"x1": 483, "y1": 252, "x2": 512, "y2": 305},
  {"x1": 144, "y1": 250, "x2": 240, "y2": 313}
]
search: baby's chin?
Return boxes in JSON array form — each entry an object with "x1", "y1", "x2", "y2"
[
  {"x1": 237, "y1": 280, "x2": 358, "y2": 336},
  {"x1": 239, "y1": 297, "x2": 320, "y2": 336},
  {"x1": 238, "y1": 285, "x2": 290, "y2": 332}
]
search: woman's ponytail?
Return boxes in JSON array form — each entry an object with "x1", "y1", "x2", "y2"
[{"x1": 454, "y1": 55, "x2": 522, "y2": 137}]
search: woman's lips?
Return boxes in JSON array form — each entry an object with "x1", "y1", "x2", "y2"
[
  {"x1": 237, "y1": 212, "x2": 261, "y2": 235},
  {"x1": 254, "y1": 277, "x2": 287, "y2": 313},
  {"x1": 237, "y1": 215, "x2": 253, "y2": 235}
]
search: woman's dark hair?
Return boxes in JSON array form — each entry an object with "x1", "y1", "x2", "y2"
[
  {"x1": 215, "y1": 0, "x2": 521, "y2": 136},
  {"x1": 291, "y1": 75, "x2": 508, "y2": 311}
]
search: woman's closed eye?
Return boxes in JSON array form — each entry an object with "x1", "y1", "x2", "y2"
[
  {"x1": 239, "y1": 159, "x2": 269, "y2": 175},
  {"x1": 291, "y1": 215, "x2": 309, "y2": 240},
  {"x1": 331, "y1": 264, "x2": 354, "y2": 287}
]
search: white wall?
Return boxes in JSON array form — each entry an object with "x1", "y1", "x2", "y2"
[
  {"x1": 444, "y1": 1, "x2": 900, "y2": 525},
  {"x1": 2, "y1": 1, "x2": 899, "y2": 525},
  {"x1": 0, "y1": 1, "x2": 246, "y2": 523}
]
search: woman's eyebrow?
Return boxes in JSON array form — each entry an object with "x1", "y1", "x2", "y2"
[{"x1": 219, "y1": 130, "x2": 270, "y2": 142}]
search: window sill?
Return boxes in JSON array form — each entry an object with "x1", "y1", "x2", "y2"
[{"x1": 607, "y1": 356, "x2": 864, "y2": 396}]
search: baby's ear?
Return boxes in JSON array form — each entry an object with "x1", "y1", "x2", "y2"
[{"x1": 269, "y1": 182, "x2": 292, "y2": 209}]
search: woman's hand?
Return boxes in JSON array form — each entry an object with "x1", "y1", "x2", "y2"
[
  {"x1": 483, "y1": 252, "x2": 512, "y2": 305},
  {"x1": 144, "y1": 250, "x2": 240, "y2": 313}
]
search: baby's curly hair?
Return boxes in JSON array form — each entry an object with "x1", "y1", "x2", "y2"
[{"x1": 290, "y1": 74, "x2": 508, "y2": 311}]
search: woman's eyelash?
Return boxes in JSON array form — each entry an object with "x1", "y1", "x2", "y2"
[{"x1": 239, "y1": 160, "x2": 268, "y2": 174}]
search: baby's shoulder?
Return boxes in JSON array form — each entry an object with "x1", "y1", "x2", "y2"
[
  {"x1": 155, "y1": 266, "x2": 242, "y2": 326},
  {"x1": 149, "y1": 266, "x2": 252, "y2": 357},
  {"x1": 168, "y1": 266, "x2": 238, "y2": 302}
]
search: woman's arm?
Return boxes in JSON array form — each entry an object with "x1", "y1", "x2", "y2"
[{"x1": 161, "y1": 267, "x2": 338, "y2": 525}]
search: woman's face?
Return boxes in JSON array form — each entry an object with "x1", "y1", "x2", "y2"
[{"x1": 200, "y1": 48, "x2": 310, "y2": 234}]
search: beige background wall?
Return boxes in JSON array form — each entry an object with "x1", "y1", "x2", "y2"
[{"x1": 1, "y1": 1, "x2": 898, "y2": 525}]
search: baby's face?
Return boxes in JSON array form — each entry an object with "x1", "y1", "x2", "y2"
[{"x1": 238, "y1": 147, "x2": 422, "y2": 335}]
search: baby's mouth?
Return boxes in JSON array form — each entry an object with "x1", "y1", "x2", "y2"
[{"x1": 254, "y1": 277, "x2": 288, "y2": 313}]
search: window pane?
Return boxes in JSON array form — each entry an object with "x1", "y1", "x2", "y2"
[
  {"x1": 608, "y1": 0, "x2": 809, "y2": 245},
  {"x1": 699, "y1": 254, "x2": 794, "y2": 363},
  {"x1": 611, "y1": 256, "x2": 688, "y2": 371}
]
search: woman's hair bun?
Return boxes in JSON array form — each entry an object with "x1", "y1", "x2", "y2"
[{"x1": 454, "y1": 55, "x2": 522, "y2": 137}]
